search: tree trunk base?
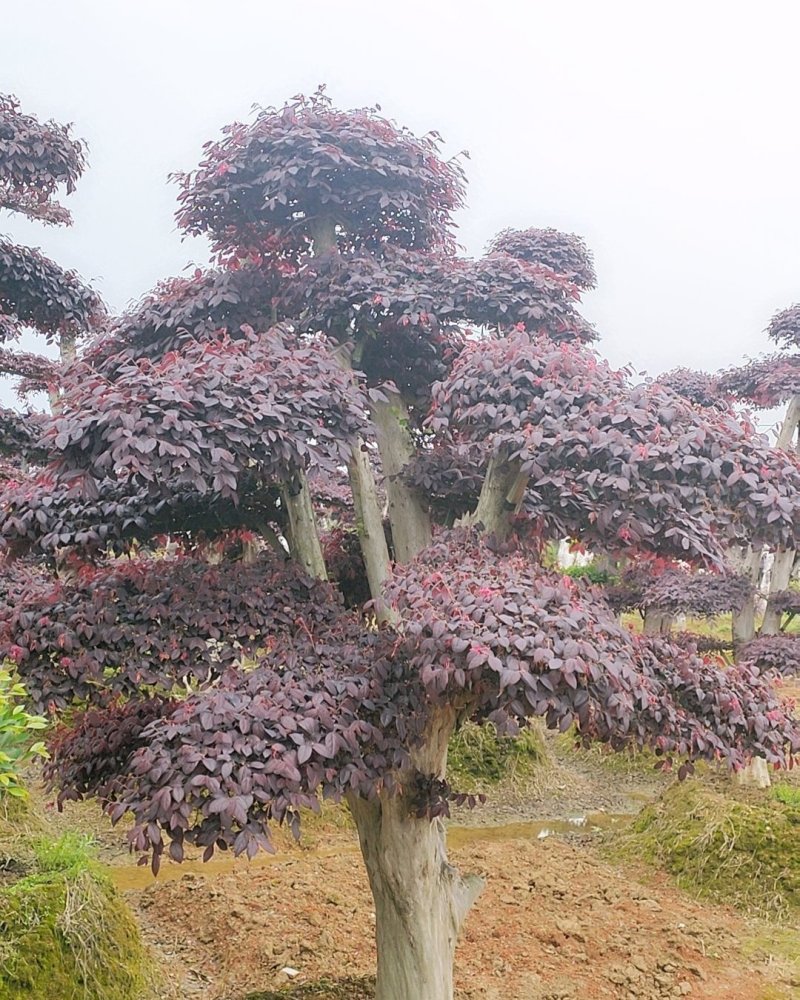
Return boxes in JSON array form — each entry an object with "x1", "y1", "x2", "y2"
[{"x1": 736, "y1": 757, "x2": 771, "y2": 789}]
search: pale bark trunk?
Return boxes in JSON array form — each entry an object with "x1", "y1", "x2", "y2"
[
  {"x1": 775, "y1": 393, "x2": 800, "y2": 452},
  {"x1": 729, "y1": 545, "x2": 771, "y2": 786},
  {"x1": 761, "y1": 547, "x2": 795, "y2": 635},
  {"x1": 347, "y1": 711, "x2": 484, "y2": 1000},
  {"x1": 349, "y1": 795, "x2": 482, "y2": 1000},
  {"x1": 371, "y1": 395, "x2": 431, "y2": 563},
  {"x1": 642, "y1": 609, "x2": 674, "y2": 636},
  {"x1": 760, "y1": 397, "x2": 800, "y2": 635},
  {"x1": 347, "y1": 441, "x2": 396, "y2": 622},
  {"x1": 730, "y1": 545, "x2": 761, "y2": 649},
  {"x1": 736, "y1": 757, "x2": 772, "y2": 789},
  {"x1": 309, "y1": 215, "x2": 396, "y2": 615},
  {"x1": 281, "y1": 474, "x2": 328, "y2": 581},
  {"x1": 49, "y1": 331, "x2": 76, "y2": 411},
  {"x1": 459, "y1": 451, "x2": 529, "y2": 539}
]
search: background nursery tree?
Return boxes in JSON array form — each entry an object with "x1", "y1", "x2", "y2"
[
  {"x1": 719, "y1": 308, "x2": 800, "y2": 638},
  {"x1": 0, "y1": 94, "x2": 103, "y2": 414},
  {"x1": 1, "y1": 91, "x2": 799, "y2": 1000}
]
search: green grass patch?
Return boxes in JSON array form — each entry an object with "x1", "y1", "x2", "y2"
[
  {"x1": 447, "y1": 721, "x2": 545, "y2": 792},
  {"x1": 610, "y1": 782, "x2": 800, "y2": 920},
  {"x1": 0, "y1": 832, "x2": 151, "y2": 1000},
  {"x1": 773, "y1": 784, "x2": 800, "y2": 808}
]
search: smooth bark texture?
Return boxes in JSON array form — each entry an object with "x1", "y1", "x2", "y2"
[
  {"x1": 642, "y1": 610, "x2": 674, "y2": 636},
  {"x1": 371, "y1": 395, "x2": 432, "y2": 562},
  {"x1": 281, "y1": 475, "x2": 328, "y2": 581},
  {"x1": 775, "y1": 393, "x2": 800, "y2": 452},
  {"x1": 459, "y1": 451, "x2": 529, "y2": 538},
  {"x1": 761, "y1": 547, "x2": 796, "y2": 635},
  {"x1": 347, "y1": 440, "x2": 397, "y2": 622},
  {"x1": 730, "y1": 545, "x2": 761, "y2": 648},
  {"x1": 348, "y1": 711, "x2": 484, "y2": 1000}
]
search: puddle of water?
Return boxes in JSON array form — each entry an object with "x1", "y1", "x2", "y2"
[
  {"x1": 109, "y1": 811, "x2": 633, "y2": 892},
  {"x1": 447, "y1": 811, "x2": 632, "y2": 850},
  {"x1": 110, "y1": 843, "x2": 361, "y2": 892}
]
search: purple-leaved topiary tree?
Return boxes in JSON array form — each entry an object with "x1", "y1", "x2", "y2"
[{"x1": 1, "y1": 89, "x2": 799, "y2": 1000}]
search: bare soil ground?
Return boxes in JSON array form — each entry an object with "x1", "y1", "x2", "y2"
[
  {"x1": 128, "y1": 831, "x2": 797, "y2": 1000},
  {"x1": 24, "y1": 733, "x2": 800, "y2": 999}
]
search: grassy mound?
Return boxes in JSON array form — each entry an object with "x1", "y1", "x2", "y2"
[
  {"x1": 613, "y1": 782, "x2": 800, "y2": 919},
  {"x1": 0, "y1": 830, "x2": 151, "y2": 1000},
  {"x1": 447, "y1": 721, "x2": 545, "y2": 792}
]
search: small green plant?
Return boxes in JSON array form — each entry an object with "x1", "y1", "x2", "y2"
[
  {"x1": 561, "y1": 562, "x2": 613, "y2": 585},
  {"x1": 32, "y1": 831, "x2": 96, "y2": 873},
  {"x1": 0, "y1": 669, "x2": 48, "y2": 799}
]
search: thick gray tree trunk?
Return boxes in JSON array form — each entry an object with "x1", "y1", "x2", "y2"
[
  {"x1": 347, "y1": 712, "x2": 484, "y2": 1000},
  {"x1": 371, "y1": 394, "x2": 431, "y2": 562}
]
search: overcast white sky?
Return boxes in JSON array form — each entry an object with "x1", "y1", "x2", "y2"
[{"x1": 2, "y1": 1, "x2": 799, "y2": 432}]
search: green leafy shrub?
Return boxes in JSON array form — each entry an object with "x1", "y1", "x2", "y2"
[{"x1": 0, "y1": 669, "x2": 48, "y2": 799}]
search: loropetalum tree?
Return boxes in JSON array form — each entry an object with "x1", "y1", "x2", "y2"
[
  {"x1": 718, "y1": 305, "x2": 800, "y2": 639},
  {"x1": 0, "y1": 95, "x2": 103, "y2": 402},
  {"x1": 1, "y1": 90, "x2": 799, "y2": 1000}
]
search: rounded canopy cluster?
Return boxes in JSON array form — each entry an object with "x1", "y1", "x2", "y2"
[
  {"x1": 47, "y1": 326, "x2": 369, "y2": 500},
  {"x1": 768, "y1": 304, "x2": 800, "y2": 350},
  {"x1": 609, "y1": 567, "x2": 755, "y2": 617},
  {"x1": 487, "y1": 227, "x2": 597, "y2": 290},
  {"x1": 656, "y1": 368, "x2": 722, "y2": 409},
  {"x1": 430, "y1": 332, "x2": 800, "y2": 559},
  {"x1": 0, "y1": 93, "x2": 86, "y2": 224},
  {"x1": 0, "y1": 239, "x2": 104, "y2": 341},
  {"x1": 175, "y1": 87, "x2": 467, "y2": 258},
  {"x1": 718, "y1": 353, "x2": 800, "y2": 409}
]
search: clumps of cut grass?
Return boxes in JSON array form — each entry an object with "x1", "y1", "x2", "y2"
[
  {"x1": 610, "y1": 782, "x2": 800, "y2": 920},
  {"x1": 447, "y1": 721, "x2": 546, "y2": 792},
  {"x1": 0, "y1": 830, "x2": 151, "y2": 1000},
  {"x1": 245, "y1": 977, "x2": 375, "y2": 999}
]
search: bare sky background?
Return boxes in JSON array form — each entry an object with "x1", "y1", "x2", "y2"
[{"x1": 2, "y1": 1, "x2": 799, "y2": 433}]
